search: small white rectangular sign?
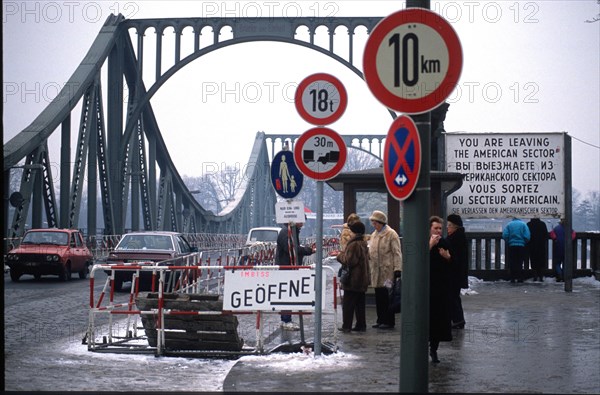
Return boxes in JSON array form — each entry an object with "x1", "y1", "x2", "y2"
[
  {"x1": 223, "y1": 269, "x2": 322, "y2": 311},
  {"x1": 275, "y1": 201, "x2": 305, "y2": 223}
]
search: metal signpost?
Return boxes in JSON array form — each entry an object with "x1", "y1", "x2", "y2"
[
  {"x1": 295, "y1": 74, "x2": 347, "y2": 356},
  {"x1": 363, "y1": 3, "x2": 463, "y2": 392}
]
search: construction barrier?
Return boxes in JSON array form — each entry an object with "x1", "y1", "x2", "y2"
[{"x1": 85, "y1": 255, "x2": 339, "y2": 358}]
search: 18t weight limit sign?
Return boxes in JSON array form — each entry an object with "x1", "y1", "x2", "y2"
[
  {"x1": 364, "y1": 8, "x2": 462, "y2": 114},
  {"x1": 295, "y1": 73, "x2": 347, "y2": 126}
]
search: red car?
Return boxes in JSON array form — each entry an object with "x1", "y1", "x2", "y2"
[{"x1": 6, "y1": 229, "x2": 93, "y2": 282}]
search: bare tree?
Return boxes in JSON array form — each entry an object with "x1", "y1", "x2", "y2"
[{"x1": 207, "y1": 165, "x2": 242, "y2": 210}]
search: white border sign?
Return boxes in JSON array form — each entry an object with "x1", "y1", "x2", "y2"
[
  {"x1": 293, "y1": 127, "x2": 347, "y2": 181},
  {"x1": 275, "y1": 200, "x2": 305, "y2": 224},
  {"x1": 295, "y1": 73, "x2": 348, "y2": 125},
  {"x1": 445, "y1": 132, "x2": 565, "y2": 219},
  {"x1": 223, "y1": 269, "x2": 325, "y2": 311},
  {"x1": 363, "y1": 8, "x2": 463, "y2": 114}
]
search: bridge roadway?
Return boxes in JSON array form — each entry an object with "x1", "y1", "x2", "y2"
[{"x1": 3, "y1": 265, "x2": 599, "y2": 392}]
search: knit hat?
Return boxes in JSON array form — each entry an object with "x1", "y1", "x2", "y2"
[
  {"x1": 346, "y1": 213, "x2": 360, "y2": 226},
  {"x1": 369, "y1": 210, "x2": 387, "y2": 224},
  {"x1": 447, "y1": 214, "x2": 463, "y2": 227},
  {"x1": 349, "y1": 221, "x2": 365, "y2": 235}
]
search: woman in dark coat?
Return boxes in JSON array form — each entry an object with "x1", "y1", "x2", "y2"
[
  {"x1": 336, "y1": 221, "x2": 370, "y2": 332},
  {"x1": 527, "y1": 217, "x2": 549, "y2": 281},
  {"x1": 446, "y1": 214, "x2": 469, "y2": 329},
  {"x1": 429, "y1": 216, "x2": 453, "y2": 363}
]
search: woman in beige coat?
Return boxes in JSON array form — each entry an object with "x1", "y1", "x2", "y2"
[{"x1": 368, "y1": 210, "x2": 403, "y2": 329}]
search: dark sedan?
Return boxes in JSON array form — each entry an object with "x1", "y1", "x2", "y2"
[{"x1": 105, "y1": 231, "x2": 197, "y2": 291}]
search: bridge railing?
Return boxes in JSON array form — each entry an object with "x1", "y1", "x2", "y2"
[
  {"x1": 4, "y1": 231, "x2": 599, "y2": 281},
  {"x1": 467, "y1": 231, "x2": 600, "y2": 280}
]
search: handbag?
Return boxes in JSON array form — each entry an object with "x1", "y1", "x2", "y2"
[
  {"x1": 338, "y1": 265, "x2": 351, "y2": 287},
  {"x1": 388, "y1": 277, "x2": 402, "y2": 314}
]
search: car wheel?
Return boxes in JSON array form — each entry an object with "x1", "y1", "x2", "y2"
[
  {"x1": 78, "y1": 263, "x2": 90, "y2": 279},
  {"x1": 10, "y1": 270, "x2": 21, "y2": 282},
  {"x1": 59, "y1": 263, "x2": 72, "y2": 282}
]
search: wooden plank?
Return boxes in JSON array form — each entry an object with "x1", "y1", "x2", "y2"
[{"x1": 136, "y1": 294, "x2": 222, "y2": 311}]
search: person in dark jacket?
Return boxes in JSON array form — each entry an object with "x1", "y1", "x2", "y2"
[
  {"x1": 275, "y1": 221, "x2": 315, "y2": 329},
  {"x1": 446, "y1": 214, "x2": 468, "y2": 329},
  {"x1": 429, "y1": 216, "x2": 453, "y2": 363},
  {"x1": 549, "y1": 219, "x2": 576, "y2": 282},
  {"x1": 336, "y1": 221, "x2": 370, "y2": 333},
  {"x1": 527, "y1": 217, "x2": 549, "y2": 282}
]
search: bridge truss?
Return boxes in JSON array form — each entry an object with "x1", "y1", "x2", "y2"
[{"x1": 4, "y1": 14, "x2": 389, "y2": 239}]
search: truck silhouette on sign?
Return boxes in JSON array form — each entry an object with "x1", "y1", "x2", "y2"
[{"x1": 303, "y1": 150, "x2": 340, "y2": 165}]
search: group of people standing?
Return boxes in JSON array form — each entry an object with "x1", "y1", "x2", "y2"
[
  {"x1": 274, "y1": 210, "x2": 575, "y2": 363},
  {"x1": 336, "y1": 211, "x2": 469, "y2": 364},
  {"x1": 502, "y1": 217, "x2": 575, "y2": 283}
]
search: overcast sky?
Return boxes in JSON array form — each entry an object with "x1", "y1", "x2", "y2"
[{"x1": 3, "y1": 1, "x2": 599, "y2": 196}]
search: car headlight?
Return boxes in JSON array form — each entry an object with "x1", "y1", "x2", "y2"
[
  {"x1": 46, "y1": 255, "x2": 60, "y2": 262},
  {"x1": 8, "y1": 254, "x2": 18, "y2": 261}
]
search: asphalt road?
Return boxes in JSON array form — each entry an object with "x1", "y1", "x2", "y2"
[{"x1": 4, "y1": 266, "x2": 599, "y2": 393}]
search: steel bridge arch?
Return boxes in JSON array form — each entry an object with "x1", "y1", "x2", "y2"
[{"x1": 4, "y1": 14, "x2": 393, "y2": 239}]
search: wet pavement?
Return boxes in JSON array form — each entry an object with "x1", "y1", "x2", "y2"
[{"x1": 224, "y1": 278, "x2": 600, "y2": 393}]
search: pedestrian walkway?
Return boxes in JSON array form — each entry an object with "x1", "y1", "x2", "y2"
[{"x1": 223, "y1": 278, "x2": 600, "y2": 393}]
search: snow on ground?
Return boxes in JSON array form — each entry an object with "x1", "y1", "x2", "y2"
[{"x1": 13, "y1": 273, "x2": 594, "y2": 391}]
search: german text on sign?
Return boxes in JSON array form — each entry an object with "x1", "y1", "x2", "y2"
[
  {"x1": 445, "y1": 132, "x2": 565, "y2": 219},
  {"x1": 223, "y1": 269, "x2": 326, "y2": 311}
]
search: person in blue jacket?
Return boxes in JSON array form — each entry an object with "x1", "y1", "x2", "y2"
[{"x1": 502, "y1": 217, "x2": 531, "y2": 283}]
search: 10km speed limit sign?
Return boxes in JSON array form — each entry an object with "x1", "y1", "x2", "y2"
[{"x1": 363, "y1": 8, "x2": 463, "y2": 114}]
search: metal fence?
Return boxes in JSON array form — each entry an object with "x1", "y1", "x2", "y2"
[
  {"x1": 467, "y1": 231, "x2": 600, "y2": 280},
  {"x1": 4, "y1": 231, "x2": 599, "y2": 280}
]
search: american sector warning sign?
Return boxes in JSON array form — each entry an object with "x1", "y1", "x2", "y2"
[{"x1": 445, "y1": 132, "x2": 565, "y2": 219}]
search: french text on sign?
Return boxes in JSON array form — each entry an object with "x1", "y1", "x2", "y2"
[{"x1": 445, "y1": 132, "x2": 565, "y2": 219}]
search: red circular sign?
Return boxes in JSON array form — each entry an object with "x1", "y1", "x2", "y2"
[
  {"x1": 383, "y1": 115, "x2": 421, "y2": 201},
  {"x1": 293, "y1": 127, "x2": 347, "y2": 181},
  {"x1": 363, "y1": 8, "x2": 462, "y2": 114},
  {"x1": 295, "y1": 73, "x2": 348, "y2": 125}
]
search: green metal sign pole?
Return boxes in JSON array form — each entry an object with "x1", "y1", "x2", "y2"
[
  {"x1": 400, "y1": 111, "x2": 431, "y2": 393},
  {"x1": 401, "y1": 1, "x2": 431, "y2": 393},
  {"x1": 314, "y1": 180, "x2": 324, "y2": 355}
]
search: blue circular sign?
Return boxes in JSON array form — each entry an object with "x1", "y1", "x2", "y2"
[{"x1": 271, "y1": 150, "x2": 303, "y2": 199}]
